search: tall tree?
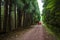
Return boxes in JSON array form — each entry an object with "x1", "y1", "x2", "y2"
[
  {"x1": 0, "y1": 0, "x2": 2, "y2": 30},
  {"x1": 3, "y1": 0, "x2": 8, "y2": 32},
  {"x1": 16, "y1": 0, "x2": 24, "y2": 27},
  {"x1": 14, "y1": 4, "x2": 17, "y2": 29},
  {"x1": 13, "y1": 0, "x2": 17, "y2": 29},
  {"x1": 16, "y1": 0, "x2": 40, "y2": 28},
  {"x1": 8, "y1": 0, "x2": 12, "y2": 31}
]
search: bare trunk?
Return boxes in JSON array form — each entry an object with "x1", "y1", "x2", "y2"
[
  {"x1": 17, "y1": 9, "x2": 21, "y2": 27},
  {"x1": 3, "y1": 0, "x2": 8, "y2": 32},
  {"x1": 23, "y1": 13, "x2": 26, "y2": 27},
  {"x1": 30, "y1": 13, "x2": 33, "y2": 25},
  {"x1": 8, "y1": 0, "x2": 12, "y2": 31},
  {"x1": 21, "y1": 13, "x2": 24, "y2": 27},
  {"x1": 0, "y1": 0, "x2": 1, "y2": 30},
  {"x1": 23, "y1": 13, "x2": 28, "y2": 27},
  {"x1": 14, "y1": 5, "x2": 17, "y2": 29}
]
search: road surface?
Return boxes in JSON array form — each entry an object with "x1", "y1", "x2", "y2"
[{"x1": 0, "y1": 25, "x2": 56, "y2": 40}]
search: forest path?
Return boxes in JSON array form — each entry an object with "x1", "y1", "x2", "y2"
[{"x1": 0, "y1": 25, "x2": 56, "y2": 40}]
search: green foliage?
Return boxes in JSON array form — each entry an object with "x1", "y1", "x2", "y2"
[
  {"x1": 43, "y1": 0, "x2": 60, "y2": 39},
  {"x1": 16, "y1": 0, "x2": 40, "y2": 22},
  {"x1": 0, "y1": 0, "x2": 40, "y2": 32}
]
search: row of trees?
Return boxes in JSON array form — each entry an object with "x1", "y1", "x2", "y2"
[
  {"x1": 0, "y1": 0, "x2": 40, "y2": 32},
  {"x1": 43, "y1": 0, "x2": 60, "y2": 39}
]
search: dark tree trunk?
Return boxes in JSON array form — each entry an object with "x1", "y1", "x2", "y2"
[
  {"x1": 3, "y1": 0, "x2": 8, "y2": 32},
  {"x1": 14, "y1": 4, "x2": 17, "y2": 29},
  {"x1": 8, "y1": 0, "x2": 12, "y2": 31},
  {"x1": 23, "y1": 4, "x2": 29, "y2": 27},
  {"x1": 23, "y1": 13, "x2": 27, "y2": 27},
  {"x1": 21, "y1": 11, "x2": 24, "y2": 27},
  {"x1": 23, "y1": 13, "x2": 29, "y2": 27},
  {"x1": 17, "y1": 8, "x2": 22, "y2": 27},
  {"x1": 30, "y1": 13, "x2": 33, "y2": 25},
  {"x1": 28, "y1": 13, "x2": 31, "y2": 25},
  {"x1": 0, "y1": 0, "x2": 1, "y2": 30}
]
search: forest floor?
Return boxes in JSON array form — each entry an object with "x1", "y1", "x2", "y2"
[{"x1": 0, "y1": 25, "x2": 57, "y2": 40}]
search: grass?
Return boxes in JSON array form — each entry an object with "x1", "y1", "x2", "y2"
[
  {"x1": 43, "y1": 24, "x2": 56, "y2": 39},
  {"x1": 43, "y1": 24, "x2": 55, "y2": 35},
  {"x1": 43, "y1": 23, "x2": 60, "y2": 40}
]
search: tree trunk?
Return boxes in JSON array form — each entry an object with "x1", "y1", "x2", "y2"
[
  {"x1": 3, "y1": 0, "x2": 8, "y2": 32},
  {"x1": 23, "y1": 13, "x2": 26, "y2": 27},
  {"x1": 30, "y1": 13, "x2": 33, "y2": 25},
  {"x1": 23, "y1": 13, "x2": 29, "y2": 27},
  {"x1": 21, "y1": 12, "x2": 24, "y2": 27},
  {"x1": 17, "y1": 8, "x2": 21, "y2": 28},
  {"x1": 8, "y1": 0, "x2": 12, "y2": 31},
  {"x1": 28, "y1": 13, "x2": 31, "y2": 25},
  {"x1": 0, "y1": 0, "x2": 1, "y2": 30},
  {"x1": 14, "y1": 4, "x2": 17, "y2": 29},
  {"x1": 21, "y1": 11, "x2": 25, "y2": 28}
]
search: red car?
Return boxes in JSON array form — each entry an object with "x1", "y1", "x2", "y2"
[{"x1": 38, "y1": 22, "x2": 41, "y2": 25}]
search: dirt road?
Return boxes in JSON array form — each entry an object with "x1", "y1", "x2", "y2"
[
  {"x1": 19, "y1": 25, "x2": 44, "y2": 40},
  {"x1": 16, "y1": 25, "x2": 56, "y2": 40},
  {"x1": 0, "y1": 25, "x2": 56, "y2": 40}
]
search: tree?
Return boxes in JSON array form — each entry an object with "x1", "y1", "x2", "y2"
[
  {"x1": 0, "y1": 0, "x2": 2, "y2": 30},
  {"x1": 3, "y1": 0, "x2": 9, "y2": 32},
  {"x1": 14, "y1": 2, "x2": 17, "y2": 29},
  {"x1": 16, "y1": 0, "x2": 40, "y2": 27},
  {"x1": 8, "y1": 0, "x2": 12, "y2": 31},
  {"x1": 43, "y1": 0, "x2": 60, "y2": 39},
  {"x1": 0, "y1": 0, "x2": 40, "y2": 32},
  {"x1": 12, "y1": 0, "x2": 17, "y2": 29}
]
